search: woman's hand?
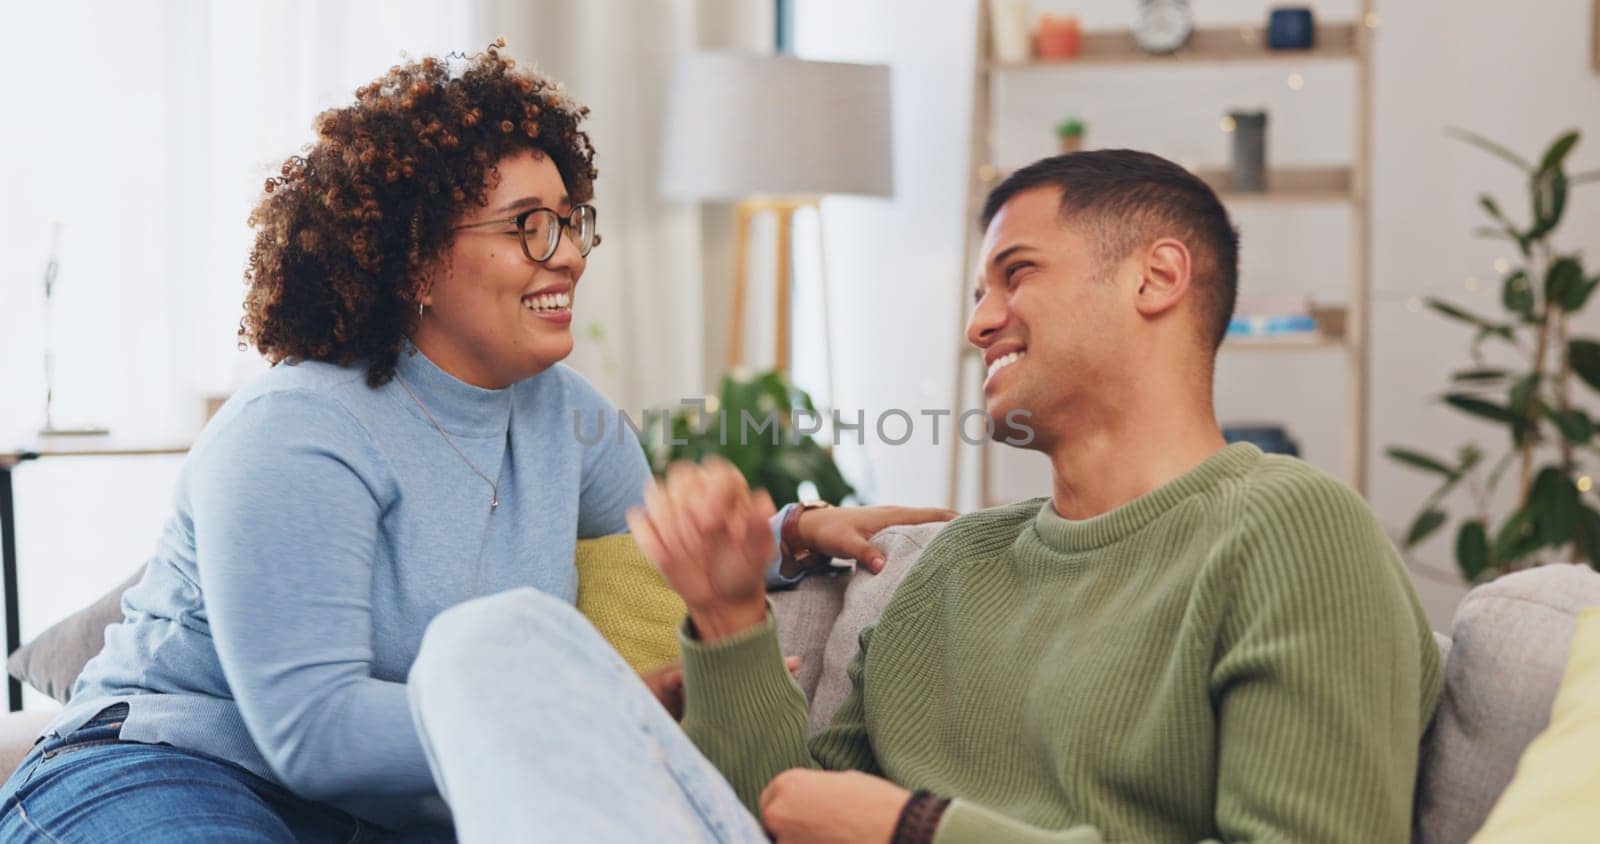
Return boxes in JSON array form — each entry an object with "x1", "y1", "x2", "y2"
[
  {"x1": 791, "y1": 506, "x2": 958, "y2": 574},
  {"x1": 627, "y1": 458, "x2": 777, "y2": 643}
]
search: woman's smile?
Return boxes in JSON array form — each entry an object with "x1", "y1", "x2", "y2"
[{"x1": 522, "y1": 285, "x2": 574, "y2": 326}]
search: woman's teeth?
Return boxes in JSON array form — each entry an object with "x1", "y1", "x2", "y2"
[
  {"x1": 987, "y1": 350, "x2": 1025, "y2": 380},
  {"x1": 523, "y1": 291, "x2": 571, "y2": 312}
]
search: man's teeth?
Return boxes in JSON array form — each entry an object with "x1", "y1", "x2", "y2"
[
  {"x1": 986, "y1": 350, "x2": 1025, "y2": 379},
  {"x1": 522, "y1": 291, "x2": 572, "y2": 312}
]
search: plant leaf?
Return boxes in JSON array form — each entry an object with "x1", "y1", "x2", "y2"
[
  {"x1": 1479, "y1": 194, "x2": 1508, "y2": 224},
  {"x1": 1446, "y1": 127, "x2": 1534, "y2": 172},
  {"x1": 1385, "y1": 447, "x2": 1460, "y2": 478},
  {"x1": 1492, "y1": 505, "x2": 1540, "y2": 564},
  {"x1": 1407, "y1": 509, "x2": 1448, "y2": 547},
  {"x1": 1548, "y1": 407, "x2": 1595, "y2": 445},
  {"x1": 1456, "y1": 519, "x2": 1491, "y2": 580},
  {"x1": 1444, "y1": 393, "x2": 1518, "y2": 424},
  {"x1": 1532, "y1": 466, "x2": 1581, "y2": 549},
  {"x1": 1426, "y1": 298, "x2": 1503, "y2": 331},
  {"x1": 1571, "y1": 339, "x2": 1600, "y2": 392},
  {"x1": 1501, "y1": 271, "x2": 1535, "y2": 320},
  {"x1": 1472, "y1": 225, "x2": 1523, "y2": 248},
  {"x1": 1568, "y1": 276, "x2": 1600, "y2": 312},
  {"x1": 1538, "y1": 130, "x2": 1581, "y2": 174},
  {"x1": 1529, "y1": 169, "x2": 1570, "y2": 239},
  {"x1": 1452, "y1": 367, "x2": 1509, "y2": 384}
]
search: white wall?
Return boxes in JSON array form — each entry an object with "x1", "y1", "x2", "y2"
[{"x1": 794, "y1": 0, "x2": 1600, "y2": 629}]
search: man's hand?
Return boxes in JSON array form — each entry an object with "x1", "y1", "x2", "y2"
[
  {"x1": 627, "y1": 458, "x2": 777, "y2": 642},
  {"x1": 759, "y1": 769, "x2": 912, "y2": 844},
  {"x1": 793, "y1": 506, "x2": 958, "y2": 574}
]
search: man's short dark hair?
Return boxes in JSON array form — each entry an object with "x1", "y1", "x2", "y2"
[{"x1": 980, "y1": 149, "x2": 1239, "y2": 352}]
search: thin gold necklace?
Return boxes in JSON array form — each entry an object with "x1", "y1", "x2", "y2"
[{"x1": 394, "y1": 372, "x2": 501, "y2": 511}]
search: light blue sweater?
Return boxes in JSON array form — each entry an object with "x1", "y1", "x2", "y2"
[{"x1": 49, "y1": 346, "x2": 792, "y2": 828}]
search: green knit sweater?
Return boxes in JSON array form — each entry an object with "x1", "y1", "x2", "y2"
[{"x1": 680, "y1": 444, "x2": 1441, "y2": 843}]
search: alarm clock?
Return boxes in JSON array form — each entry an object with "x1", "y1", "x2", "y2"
[{"x1": 1134, "y1": 0, "x2": 1194, "y2": 54}]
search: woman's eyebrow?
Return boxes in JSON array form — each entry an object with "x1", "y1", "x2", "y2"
[{"x1": 495, "y1": 195, "x2": 572, "y2": 213}]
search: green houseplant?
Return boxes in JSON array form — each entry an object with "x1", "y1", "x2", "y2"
[
  {"x1": 1389, "y1": 128, "x2": 1600, "y2": 582},
  {"x1": 642, "y1": 369, "x2": 855, "y2": 506}
]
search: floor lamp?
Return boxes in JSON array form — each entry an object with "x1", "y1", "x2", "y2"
[{"x1": 659, "y1": 52, "x2": 893, "y2": 385}]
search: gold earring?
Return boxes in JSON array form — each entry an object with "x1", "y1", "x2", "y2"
[{"x1": 418, "y1": 301, "x2": 425, "y2": 317}]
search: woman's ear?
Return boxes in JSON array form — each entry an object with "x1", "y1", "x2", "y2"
[{"x1": 1134, "y1": 237, "x2": 1192, "y2": 318}]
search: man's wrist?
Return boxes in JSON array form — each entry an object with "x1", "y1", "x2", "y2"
[
  {"x1": 891, "y1": 790, "x2": 951, "y2": 844},
  {"x1": 687, "y1": 601, "x2": 768, "y2": 644}
]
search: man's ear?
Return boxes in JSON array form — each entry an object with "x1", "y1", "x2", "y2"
[{"x1": 1134, "y1": 237, "x2": 1192, "y2": 318}]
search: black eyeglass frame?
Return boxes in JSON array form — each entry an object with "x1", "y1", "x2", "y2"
[{"x1": 453, "y1": 204, "x2": 598, "y2": 262}]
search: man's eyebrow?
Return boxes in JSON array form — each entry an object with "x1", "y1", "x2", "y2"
[
  {"x1": 989, "y1": 243, "x2": 1037, "y2": 269},
  {"x1": 494, "y1": 195, "x2": 572, "y2": 213}
]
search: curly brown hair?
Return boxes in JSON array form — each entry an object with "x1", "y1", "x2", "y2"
[{"x1": 240, "y1": 39, "x2": 598, "y2": 386}]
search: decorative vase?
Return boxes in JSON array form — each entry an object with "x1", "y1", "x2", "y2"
[
  {"x1": 988, "y1": 0, "x2": 1033, "y2": 63},
  {"x1": 1228, "y1": 110, "x2": 1268, "y2": 192},
  {"x1": 1034, "y1": 14, "x2": 1082, "y2": 59},
  {"x1": 1266, "y1": 7, "x2": 1316, "y2": 50}
]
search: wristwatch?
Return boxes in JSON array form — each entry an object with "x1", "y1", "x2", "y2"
[{"x1": 779, "y1": 500, "x2": 834, "y2": 578}]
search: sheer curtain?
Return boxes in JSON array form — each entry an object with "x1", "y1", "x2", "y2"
[{"x1": 2, "y1": 1, "x2": 477, "y2": 442}]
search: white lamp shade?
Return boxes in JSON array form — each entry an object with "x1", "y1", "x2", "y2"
[{"x1": 658, "y1": 52, "x2": 893, "y2": 201}]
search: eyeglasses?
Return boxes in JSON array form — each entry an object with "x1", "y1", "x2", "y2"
[{"x1": 453, "y1": 204, "x2": 598, "y2": 262}]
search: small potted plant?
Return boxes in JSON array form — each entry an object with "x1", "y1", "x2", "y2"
[{"x1": 1056, "y1": 118, "x2": 1086, "y2": 154}]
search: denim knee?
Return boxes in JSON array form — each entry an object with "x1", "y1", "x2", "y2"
[{"x1": 411, "y1": 587, "x2": 614, "y2": 692}]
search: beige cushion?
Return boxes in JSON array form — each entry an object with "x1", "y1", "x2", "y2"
[
  {"x1": 0, "y1": 709, "x2": 58, "y2": 783},
  {"x1": 1415, "y1": 565, "x2": 1600, "y2": 844}
]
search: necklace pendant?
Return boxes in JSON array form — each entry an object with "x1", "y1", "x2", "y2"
[{"x1": 491, "y1": 497, "x2": 499, "y2": 511}]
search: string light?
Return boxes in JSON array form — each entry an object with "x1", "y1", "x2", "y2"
[
  {"x1": 1580, "y1": 476, "x2": 1594, "y2": 493},
  {"x1": 1493, "y1": 258, "x2": 1511, "y2": 274},
  {"x1": 1464, "y1": 277, "x2": 1480, "y2": 291},
  {"x1": 1406, "y1": 297, "x2": 1423, "y2": 313},
  {"x1": 1286, "y1": 73, "x2": 1305, "y2": 91},
  {"x1": 1220, "y1": 115, "x2": 1236, "y2": 133},
  {"x1": 1364, "y1": 13, "x2": 1380, "y2": 29}
]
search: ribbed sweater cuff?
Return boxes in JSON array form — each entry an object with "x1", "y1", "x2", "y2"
[{"x1": 678, "y1": 604, "x2": 806, "y2": 726}]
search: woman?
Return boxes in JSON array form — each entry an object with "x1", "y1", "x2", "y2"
[{"x1": 0, "y1": 43, "x2": 949, "y2": 842}]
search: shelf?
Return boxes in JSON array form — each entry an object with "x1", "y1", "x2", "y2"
[
  {"x1": 1223, "y1": 305, "x2": 1348, "y2": 352},
  {"x1": 1194, "y1": 166, "x2": 1355, "y2": 205},
  {"x1": 989, "y1": 23, "x2": 1361, "y2": 69},
  {"x1": 1221, "y1": 333, "x2": 1345, "y2": 352},
  {"x1": 985, "y1": 165, "x2": 1354, "y2": 205}
]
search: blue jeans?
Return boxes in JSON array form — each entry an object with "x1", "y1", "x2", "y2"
[
  {"x1": 407, "y1": 588, "x2": 768, "y2": 843},
  {"x1": 0, "y1": 703, "x2": 439, "y2": 843}
]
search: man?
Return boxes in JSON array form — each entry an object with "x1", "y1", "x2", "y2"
[{"x1": 408, "y1": 150, "x2": 1440, "y2": 843}]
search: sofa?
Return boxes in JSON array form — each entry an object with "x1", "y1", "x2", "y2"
[{"x1": 6, "y1": 522, "x2": 1600, "y2": 843}]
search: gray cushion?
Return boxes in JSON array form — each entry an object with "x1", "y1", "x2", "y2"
[
  {"x1": 1415, "y1": 564, "x2": 1600, "y2": 844},
  {"x1": 770, "y1": 569, "x2": 848, "y2": 702},
  {"x1": 809, "y1": 523, "x2": 944, "y2": 732},
  {"x1": 6, "y1": 568, "x2": 141, "y2": 703}
]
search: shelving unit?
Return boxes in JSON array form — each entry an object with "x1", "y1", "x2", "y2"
[{"x1": 949, "y1": 2, "x2": 1376, "y2": 509}]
